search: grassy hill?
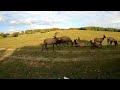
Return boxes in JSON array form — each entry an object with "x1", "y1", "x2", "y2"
[{"x1": 0, "y1": 30, "x2": 120, "y2": 79}]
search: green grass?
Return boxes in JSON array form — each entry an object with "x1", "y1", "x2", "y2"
[{"x1": 0, "y1": 30, "x2": 120, "y2": 79}]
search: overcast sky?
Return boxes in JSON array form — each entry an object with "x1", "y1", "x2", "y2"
[{"x1": 0, "y1": 11, "x2": 120, "y2": 33}]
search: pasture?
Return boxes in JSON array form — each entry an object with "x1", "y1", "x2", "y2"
[{"x1": 0, "y1": 30, "x2": 120, "y2": 79}]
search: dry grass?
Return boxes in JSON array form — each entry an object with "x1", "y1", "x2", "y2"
[{"x1": 0, "y1": 30, "x2": 120, "y2": 49}]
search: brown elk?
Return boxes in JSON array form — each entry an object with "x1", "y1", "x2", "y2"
[
  {"x1": 107, "y1": 37, "x2": 114, "y2": 44},
  {"x1": 73, "y1": 37, "x2": 80, "y2": 45},
  {"x1": 90, "y1": 40, "x2": 101, "y2": 48},
  {"x1": 73, "y1": 38, "x2": 86, "y2": 47},
  {"x1": 114, "y1": 40, "x2": 118, "y2": 46},
  {"x1": 61, "y1": 36, "x2": 73, "y2": 46},
  {"x1": 94, "y1": 35, "x2": 106, "y2": 47},
  {"x1": 57, "y1": 35, "x2": 73, "y2": 46},
  {"x1": 77, "y1": 37, "x2": 80, "y2": 42},
  {"x1": 107, "y1": 37, "x2": 118, "y2": 46},
  {"x1": 41, "y1": 32, "x2": 60, "y2": 52},
  {"x1": 74, "y1": 39, "x2": 78, "y2": 46}
]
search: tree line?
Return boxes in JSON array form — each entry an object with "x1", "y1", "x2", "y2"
[
  {"x1": 0, "y1": 28, "x2": 59, "y2": 38},
  {"x1": 0, "y1": 26, "x2": 120, "y2": 38},
  {"x1": 79, "y1": 26, "x2": 120, "y2": 32}
]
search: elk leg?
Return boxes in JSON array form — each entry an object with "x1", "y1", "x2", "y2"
[
  {"x1": 114, "y1": 42, "x2": 116, "y2": 46},
  {"x1": 67, "y1": 42, "x2": 68, "y2": 45},
  {"x1": 114, "y1": 41, "x2": 118, "y2": 46},
  {"x1": 107, "y1": 39, "x2": 109, "y2": 44},
  {"x1": 56, "y1": 44, "x2": 60, "y2": 50},
  {"x1": 110, "y1": 41, "x2": 112, "y2": 46},
  {"x1": 63, "y1": 42, "x2": 65, "y2": 46},
  {"x1": 53, "y1": 44, "x2": 54, "y2": 51},
  {"x1": 41, "y1": 44, "x2": 44, "y2": 52},
  {"x1": 45, "y1": 44, "x2": 48, "y2": 51},
  {"x1": 100, "y1": 42, "x2": 102, "y2": 47},
  {"x1": 59, "y1": 43, "x2": 61, "y2": 46},
  {"x1": 71, "y1": 41, "x2": 73, "y2": 47}
]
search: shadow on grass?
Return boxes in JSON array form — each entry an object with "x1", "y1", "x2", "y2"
[{"x1": 1, "y1": 39, "x2": 120, "y2": 63}]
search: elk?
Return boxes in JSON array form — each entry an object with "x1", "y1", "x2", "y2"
[
  {"x1": 107, "y1": 37, "x2": 114, "y2": 44},
  {"x1": 107, "y1": 37, "x2": 118, "y2": 46},
  {"x1": 56, "y1": 35, "x2": 73, "y2": 46},
  {"x1": 59, "y1": 36, "x2": 73, "y2": 46},
  {"x1": 114, "y1": 40, "x2": 118, "y2": 46},
  {"x1": 94, "y1": 35, "x2": 106, "y2": 47},
  {"x1": 73, "y1": 38, "x2": 86, "y2": 47},
  {"x1": 41, "y1": 32, "x2": 60, "y2": 52},
  {"x1": 90, "y1": 40, "x2": 101, "y2": 48},
  {"x1": 77, "y1": 37, "x2": 80, "y2": 42},
  {"x1": 74, "y1": 39, "x2": 78, "y2": 46}
]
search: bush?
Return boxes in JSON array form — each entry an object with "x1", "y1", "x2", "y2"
[
  {"x1": 0, "y1": 33, "x2": 7, "y2": 38},
  {"x1": 25, "y1": 30, "x2": 33, "y2": 34},
  {"x1": 11, "y1": 32, "x2": 20, "y2": 37},
  {"x1": 79, "y1": 27, "x2": 86, "y2": 30},
  {"x1": 5, "y1": 33, "x2": 10, "y2": 37}
]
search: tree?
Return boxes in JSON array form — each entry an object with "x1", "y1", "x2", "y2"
[
  {"x1": 5, "y1": 33, "x2": 10, "y2": 37},
  {"x1": 11, "y1": 32, "x2": 20, "y2": 37},
  {"x1": 79, "y1": 27, "x2": 86, "y2": 30},
  {"x1": 0, "y1": 33, "x2": 7, "y2": 38},
  {"x1": 25, "y1": 30, "x2": 33, "y2": 34}
]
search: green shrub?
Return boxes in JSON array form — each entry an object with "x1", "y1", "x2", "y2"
[
  {"x1": 79, "y1": 27, "x2": 86, "y2": 30},
  {"x1": 11, "y1": 32, "x2": 20, "y2": 37},
  {"x1": 0, "y1": 33, "x2": 7, "y2": 38}
]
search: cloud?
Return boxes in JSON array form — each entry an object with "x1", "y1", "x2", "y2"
[
  {"x1": 1, "y1": 11, "x2": 120, "y2": 33},
  {"x1": 0, "y1": 16, "x2": 6, "y2": 22},
  {"x1": 8, "y1": 11, "x2": 120, "y2": 29},
  {"x1": 8, "y1": 29, "x2": 20, "y2": 34},
  {"x1": 10, "y1": 18, "x2": 33, "y2": 25},
  {"x1": 10, "y1": 21, "x2": 17, "y2": 25},
  {"x1": 29, "y1": 23, "x2": 70, "y2": 29}
]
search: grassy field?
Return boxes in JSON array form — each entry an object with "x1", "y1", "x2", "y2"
[
  {"x1": 0, "y1": 30, "x2": 120, "y2": 79},
  {"x1": 0, "y1": 30, "x2": 120, "y2": 49}
]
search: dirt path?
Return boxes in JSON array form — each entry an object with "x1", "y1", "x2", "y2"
[{"x1": 0, "y1": 48, "x2": 15, "y2": 61}]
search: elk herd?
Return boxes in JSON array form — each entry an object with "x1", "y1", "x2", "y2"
[{"x1": 41, "y1": 32, "x2": 119, "y2": 51}]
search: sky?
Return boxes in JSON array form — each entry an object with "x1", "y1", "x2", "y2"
[{"x1": 0, "y1": 11, "x2": 120, "y2": 33}]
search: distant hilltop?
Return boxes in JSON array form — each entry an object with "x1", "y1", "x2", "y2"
[{"x1": 0, "y1": 26, "x2": 120, "y2": 38}]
